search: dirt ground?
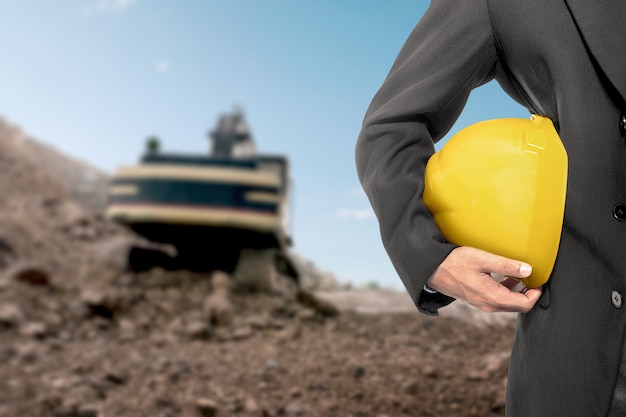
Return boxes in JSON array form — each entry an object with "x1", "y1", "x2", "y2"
[
  {"x1": 0, "y1": 276, "x2": 517, "y2": 417},
  {"x1": 0, "y1": 118, "x2": 519, "y2": 417}
]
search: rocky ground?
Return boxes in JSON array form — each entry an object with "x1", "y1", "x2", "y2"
[{"x1": 0, "y1": 118, "x2": 518, "y2": 417}]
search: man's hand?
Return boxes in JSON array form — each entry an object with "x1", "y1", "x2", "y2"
[{"x1": 427, "y1": 246, "x2": 543, "y2": 313}]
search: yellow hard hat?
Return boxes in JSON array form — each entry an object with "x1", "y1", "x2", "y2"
[{"x1": 423, "y1": 114, "x2": 567, "y2": 289}]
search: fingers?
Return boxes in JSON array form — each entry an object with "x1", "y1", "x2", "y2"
[
  {"x1": 473, "y1": 249, "x2": 532, "y2": 279},
  {"x1": 428, "y1": 247, "x2": 543, "y2": 313},
  {"x1": 523, "y1": 287, "x2": 543, "y2": 305},
  {"x1": 484, "y1": 285, "x2": 543, "y2": 313}
]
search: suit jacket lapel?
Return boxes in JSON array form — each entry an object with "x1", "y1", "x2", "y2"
[{"x1": 564, "y1": 0, "x2": 626, "y2": 107}]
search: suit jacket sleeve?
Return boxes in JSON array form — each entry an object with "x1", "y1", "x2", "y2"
[{"x1": 355, "y1": 0, "x2": 498, "y2": 314}]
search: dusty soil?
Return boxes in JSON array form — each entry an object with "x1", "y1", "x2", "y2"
[
  {"x1": 0, "y1": 118, "x2": 519, "y2": 417},
  {"x1": 0, "y1": 277, "x2": 517, "y2": 417}
]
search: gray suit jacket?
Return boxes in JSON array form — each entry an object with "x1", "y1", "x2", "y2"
[{"x1": 356, "y1": 0, "x2": 626, "y2": 415}]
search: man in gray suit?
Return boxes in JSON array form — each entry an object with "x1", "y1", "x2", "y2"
[{"x1": 356, "y1": 0, "x2": 626, "y2": 415}]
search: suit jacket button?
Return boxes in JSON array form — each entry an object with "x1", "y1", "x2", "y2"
[
  {"x1": 614, "y1": 204, "x2": 626, "y2": 221},
  {"x1": 620, "y1": 114, "x2": 626, "y2": 138},
  {"x1": 613, "y1": 291, "x2": 623, "y2": 309}
]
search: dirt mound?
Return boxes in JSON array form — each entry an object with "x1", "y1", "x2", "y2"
[
  {"x1": 0, "y1": 117, "x2": 516, "y2": 417},
  {"x1": 0, "y1": 117, "x2": 109, "y2": 212}
]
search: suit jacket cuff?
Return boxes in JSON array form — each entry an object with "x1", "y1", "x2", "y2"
[{"x1": 417, "y1": 288, "x2": 456, "y2": 316}]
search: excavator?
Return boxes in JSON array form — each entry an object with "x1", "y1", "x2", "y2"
[{"x1": 106, "y1": 109, "x2": 298, "y2": 292}]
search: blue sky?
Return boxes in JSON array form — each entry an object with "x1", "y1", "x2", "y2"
[{"x1": 0, "y1": 0, "x2": 528, "y2": 289}]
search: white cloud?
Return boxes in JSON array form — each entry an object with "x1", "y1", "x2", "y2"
[
  {"x1": 336, "y1": 208, "x2": 375, "y2": 221},
  {"x1": 156, "y1": 60, "x2": 170, "y2": 74},
  {"x1": 82, "y1": 0, "x2": 138, "y2": 15}
]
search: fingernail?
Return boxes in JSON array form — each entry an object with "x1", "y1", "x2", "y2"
[{"x1": 520, "y1": 263, "x2": 532, "y2": 277}]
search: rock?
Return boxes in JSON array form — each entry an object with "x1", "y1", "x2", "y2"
[
  {"x1": 80, "y1": 288, "x2": 107, "y2": 306},
  {"x1": 203, "y1": 290, "x2": 233, "y2": 327},
  {"x1": 466, "y1": 369, "x2": 490, "y2": 381},
  {"x1": 284, "y1": 401, "x2": 304, "y2": 416},
  {"x1": 66, "y1": 220, "x2": 99, "y2": 241},
  {"x1": 265, "y1": 358, "x2": 280, "y2": 370},
  {"x1": 167, "y1": 316, "x2": 187, "y2": 336},
  {"x1": 351, "y1": 366, "x2": 365, "y2": 379},
  {"x1": 196, "y1": 398, "x2": 218, "y2": 417},
  {"x1": 43, "y1": 312, "x2": 63, "y2": 329},
  {"x1": 16, "y1": 342, "x2": 41, "y2": 363},
  {"x1": 0, "y1": 303, "x2": 24, "y2": 327},
  {"x1": 491, "y1": 387, "x2": 507, "y2": 412},
  {"x1": 244, "y1": 395, "x2": 260, "y2": 413},
  {"x1": 290, "y1": 253, "x2": 339, "y2": 291},
  {"x1": 421, "y1": 364, "x2": 438, "y2": 379},
  {"x1": 403, "y1": 380, "x2": 420, "y2": 396},
  {"x1": 483, "y1": 352, "x2": 511, "y2": 377},
  {"x1": 56, "y1": 199, "x2": 92, "y2": 227},
  {"x1": 295, "y1": 309, "x2": 316, "y2": 322},
  {"x1": 185, "y1": 320, "x2": 212, "y2": 340},
  {"x1": 0, "y1": 275, "x2": 9, "y2": 290},
  {"x1": 118, "y1": 318, "x2": 137, "y2": 339},
  {"x1": 90, "y1": 236, "x2": 136, "y2": 272},
  {"x1": 168, "y1": 314, "x2": 212, "y2": 340},
  {"x1": 5, "y1": 262, "x2": 50, "y2": 286},
  {"x1": 295, "y1": 289, "x2": 339, "y2": 317},
  {"x1": 275, "y1": 323, "x2": 301, "y2": 342},
  {"x1": 290, "y1": 388, "x2": 302, "y2": 398},
  {"x1": 210, "y1": 270, "x2": 233, "y2": 291},
  {"x1": 465, "y1": 352, "x2": 510, "y2": 382},
  {"x1": 233, "y1": 249, "x2": 277, "y2": 293},
  {"x1": 245, "y1": 315, "x2": 271, "y2": 329},
  {"x1": 80, "y1": 288, "x2": 115, "y2": 318},
  {"x1": 103, "y1": 367, "x2": 128, "y2": 386},
  {"x1": 0, "y1": 237, "x2": 16, "y2": 269},
  {"x1": 231, "y1": 326, "x2": 253, "y2": 341},
  {"x1": 19, "y1": 321, "x2": 47, "y2": 338}
]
